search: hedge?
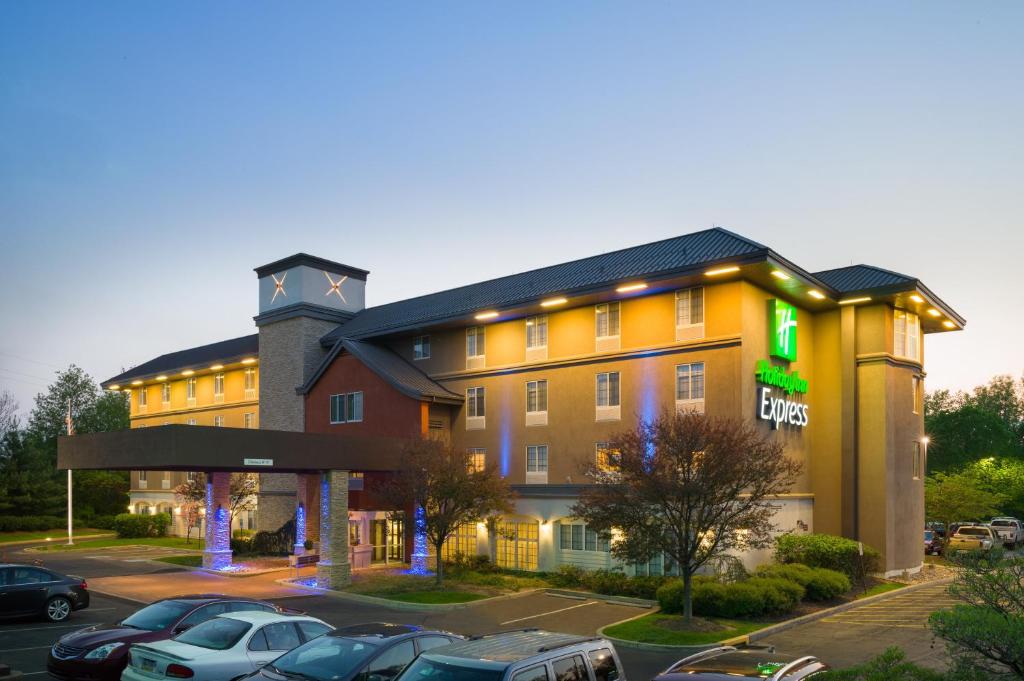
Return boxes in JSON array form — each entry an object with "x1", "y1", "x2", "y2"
[
  {"x1": 657, "y1": 574, "x2": 803, "y2": 618},
  {"x1": 775, "y1": 533, "x2": 880, "y2": 581},
  {"x1": 0, "y1": 515, "x2": 67, "y2": 532},
  {"x1": 551, "y1": 565, "x2": 673, "y2": 600},
  {"x1": 755, "y1": 563, "x2": 851, "y2": 601},
  {"x1": 113, "y1": 513, "x2": 171, "y2": 538}
]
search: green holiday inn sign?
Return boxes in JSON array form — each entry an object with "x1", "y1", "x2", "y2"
[
  {"x1": 757, "y1": 299, "x2": 809, "y2": 429},
  {"x1": 770, "y1": 298, "x2": 798, "y2": 362}
]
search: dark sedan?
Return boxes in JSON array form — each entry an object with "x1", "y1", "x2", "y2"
[
  {"x1": 241, "y1": 623, "x2": 463, "y2": 681},
  {"x1": 48, "y1": 594, "x2": 287, "y2": 681},
  {"x1": 0, "y1": 563, "x2": 89, "y2": 623},
  {"x1": 653, "y1": 646, "x2": 827, "y2": 680}
]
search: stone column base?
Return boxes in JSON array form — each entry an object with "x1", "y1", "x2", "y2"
[
  {"x1": 203, "y1": 549, "x2": 233, "y2": 571},
  {"x1": 316, "y1": 560, "x2": 351, "y2": 589}
]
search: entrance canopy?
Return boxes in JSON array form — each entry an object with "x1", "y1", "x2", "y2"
[{"x1": 57, "y1": 424, "x2": 406, "y2": 473}]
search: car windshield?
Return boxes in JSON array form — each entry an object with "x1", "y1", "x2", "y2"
[
  {"x1": 992, "y1": 520, "x2": 1015, "y2": 527},
  {"x1": 174, "y1": 617, "x2": 252, "y2": 650},
  {"x1": 397, "y1": 656, "x2": 505, "y2": 681},
  {"x1": 269, "y1": 636, "x2": 379, "y2": 681},
  {"x1": 120, "y1": 600, "x2": 196, "y2": 632},
  {"x1": 957, "y1": 528, "x2": 991, "y2": 537}
]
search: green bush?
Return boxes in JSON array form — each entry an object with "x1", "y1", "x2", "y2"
[
  {"x1": 747, "y1": 577, "x2": 804, "y2": 614},
  {"x1": 660, "y1": 575, "x2": 803, "y2": 618},
  {"x1": 113, "y1": 512, "x2": 170, "y2": 538},
  {"x1": 658, "y1": 578, "x2": 726, "y2": 615},
  {"x1": 230, "y1": 536, "x2": 253, "y2": 554},
  {"x1": 817, "y1": 647, "x2": 948, "y2": 680},
  {"x1": 551, "y1": 563, "x2": 587, "y2": 588},
  {"x1": 151, "y1": 513, "x2": 170, "y2": 537},
  {"x1": 0, "y1": 515, "x2": 66, "y2": 532},
  {"x1": 718, "y1": 581, "x2": 767, "y2": 618},
  {"x1": 756, "y1": 563, "x2": 852, "y2": 601},
  {"x1": 624, "y1": 575, "x2": 671, "y2": 600},
  {"x1": 776, "y1": 533, "x2": 880, "y2": 580}
]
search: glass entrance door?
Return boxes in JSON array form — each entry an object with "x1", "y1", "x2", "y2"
[{"x1": 371, "y1": 516, "x2": 405, "y2": 563}]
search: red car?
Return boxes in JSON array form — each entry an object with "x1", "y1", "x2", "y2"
[{"x1": 47, "y1": 594, "x2": 288, "y2": 681}]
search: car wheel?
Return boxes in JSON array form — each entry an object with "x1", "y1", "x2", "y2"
[{"x1": 45, "y1": 596, "x2": 72, "y2": 622}]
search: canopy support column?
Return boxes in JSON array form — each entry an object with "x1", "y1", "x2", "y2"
[
  {"x1": 203, "y1": 472, "x2": 233, "y2": 570},
  {"x1": 316, "y1": 469, "x2": 351, "y2": 588}
]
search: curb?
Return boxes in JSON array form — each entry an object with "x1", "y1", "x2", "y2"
[
  {"x1": 198, "y1": 565, "x2": 292, "y2": 579},
  {"x1": 7, "y1": 533, "x2": 116, "y2": 549},
  {"x1": 597, "y1": 576, "x2": 954, "y2": 651},
  {"x1": 545, "y1": 589, "x2": 655, "y2": 609},
  {"x1": 275, "y1": 578, "x2": 545, "y2": 611},
  {"x1": 88, "y1": 587, "x2": 148, "y2": 605}
]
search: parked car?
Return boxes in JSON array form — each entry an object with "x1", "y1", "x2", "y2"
[
  {"x1": 947, "y1": 525, "x2": 998, "y2": 553},
  {"x1": 653, "y1": 646, "x2": 827, "y2": 680},
  {"x1": 48, "y1": 594, "x2": 289, "y2": 681},
  {"x1": 0, "y1": 563, "x2": 89, "y2": 623},
  {"x1": 122, "y1": 611, "x2": 331, "y2": 681},
  {"x1": 241, "y1": 622, "x2": 463, "y2": 681},
  {"x1": 393, "y1": 629, "x2": 626, "y2": 681},
  {"x1": 926, "y1": 522, "x2": 946, "y2": 538},
  {"x1": 924, "y1": 529, "x2": 943, "y2": 556},
  {"x1": 990, "y1": 518, "x2": 1022, "y2": 548}
]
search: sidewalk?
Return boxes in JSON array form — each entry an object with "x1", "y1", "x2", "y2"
[{"x1": 89, "y1": 565, "x2": 319, "y2": 603}]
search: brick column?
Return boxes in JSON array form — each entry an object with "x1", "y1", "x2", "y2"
[
  {"x1": 203, "y1": 472, "x2": 232, "y2": 570},
  {"x1": 316, "y1": 470, "x2": 351, "y2": 588}
]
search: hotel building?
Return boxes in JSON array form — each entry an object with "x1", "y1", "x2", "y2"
[{"x1": 99, "y1": 228, "x2": 963, "y2": 577}]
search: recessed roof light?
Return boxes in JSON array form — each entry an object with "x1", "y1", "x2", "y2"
[
  {"x1": 927, "y1": 308, "x2": 941, "y2": 317},
  {"x1": 910, "y1": 294, "x2": 924, "y2": 304},
  {"x1": 241, "y1": 358, "x2": 257, "y2": 364},
  {"x1": 540, "y1": 297, "x2": 568, "y2": 308},
  {"x1": 942, "y1": 320, "x2": 956, "y2": 329},
  {"x1": 475, "y1": 311, "x2": 499, "y2": 320},
  {"x1": 705, "y1": 266, "x2": 740, "y2": 276},
  {"x1": 616, "y1": 283, "x2": 648, "y2": 293},
  {"x1": 108, "y1": 384, "x2": 120, "y2": 391},
  {"x1": 155, "y1": 375, "x2": 168, "y2": 381},
  {"x1": 210, "y1": 364, "x2": 224, "y2": 370},
  {"x1": 808, "y1": 290, "x2": 826, "y2": 300},
  {"x1": 770, "y1": 271, "x2": 791, "y2": 280},
  {"x1": 838, "y1": 296, "x2": 871, "y2": 305},
  {"x1": 181, "y1": 370, "x2": 194, "y2": 376},
  {"x1": 131, "y1": 380, "x2": 143, "y2": 386}
]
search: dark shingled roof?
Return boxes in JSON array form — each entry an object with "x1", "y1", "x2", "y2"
[
  {"x1": 322, "y1": 227, "x2": 769, "y2": 343},
  {"x1": 298, "y1": 339, "x2": 462, "y2": 403},
  {"x1": 102, "y1": 334, "x2": 258, "y2": 388},
  {"x1": 812, "y1": 264, "x2": 916, "y2": 293}
]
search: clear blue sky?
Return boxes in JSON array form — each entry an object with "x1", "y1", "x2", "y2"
[{"x1": 2, "y1": 2, "x2": 1022, "y2": 415}]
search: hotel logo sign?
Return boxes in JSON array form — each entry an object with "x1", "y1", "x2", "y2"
[{"x1": 770, "y1": 299, "x2": 798, "y2": 362}]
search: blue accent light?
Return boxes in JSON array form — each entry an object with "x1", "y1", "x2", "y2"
[
  {"x1": 204, "y1": 479, "x2": 233, "y2": 571},
  {"x1": 319, "y1": 477, "x2": 331, "y2": 559},
  {"x1": 408, "y1": 506, "x2": 431, "y2": 575},
  {"x1": 295, "y1": 503, "x2": 306, "y2": 549}
]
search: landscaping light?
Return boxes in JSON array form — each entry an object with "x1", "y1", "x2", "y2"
[
  {"x1": 838, "y1": 297, "x2": 871, "y2": 305},
  {"x1": 615, "y1": 283, "x2": 648, "y2": 293},
  {"x1": 808, "y1": 290, "x2": 826, "y2": 300},
  {"x1": 705, "y1": 266, "x2": 740, "y2": 276},
  {"x1": 474, "y1": 311, "x2": 499, "y2": 320},
  {"x1": 540, "y1": 297, "x2": 568, "y2": 307}
]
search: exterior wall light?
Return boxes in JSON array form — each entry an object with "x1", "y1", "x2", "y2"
[
  {"x1": 927, "y1": 309, "x2": 941, "y2": 317},
  {"x1": 155, "y1": 375, "x2": 168, "y2": 381},
  {"x1": 131, "y1": 380, "x2": 143, "y2": 386},
  {"x1": 210, "y1": 364, "x2": 224, "y2": 370},
  {"x1": 108, "y1": 385, "x2": 120, "y2": 390},
  {"x1": 475, "y1": 311, "x2": 499, "y2": 320},
  {"x1": 615, "y1": 283, "x2": 648, "y2": 293},
  {"x1": 705, "y1": 266, "x2": 740, "y2": 276},
  {"x1": 540, "y1": 297, "x2": 568, "y2": 307},
  {"x1": 838, "y1": 297, "x2": 871, "y2": 305},
  {"x1": 241, "y1": 358, "x2": 257, "y2": 364},
  {"x1": 942, "y1": 320, "x2": 956, "y2": 329},
  {"x1": 181, "y1": 370, "x2": 194, "y2": 376}
]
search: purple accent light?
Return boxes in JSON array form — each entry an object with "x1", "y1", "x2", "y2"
[{"x1": 408, "y1": 506, "x2": 431, "y2": 575}]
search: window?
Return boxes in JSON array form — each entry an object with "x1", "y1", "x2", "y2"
[
  {"x1": 595, "y1": 302, "x2": 620, "y2": 338},
  {"x1": 675, "y1": 362, "x2": 705, "y2": 410},
  {"x1": 213, "y1": 415, "x2": 224, "y2": 427},
  {"x1": 595, "y1": 442, "x2": 619, "y2": 472},
  {"x1": 260, "y1": 622, "x2": 302, "y2": 651},
  {"x1": 417, "y1": 636, "x2": 456, "y2": 653},
  {"x1": 297, "y1": 621, "x2": 332, "y2": 642},
  {"x1": 161, "y1": 382, "x2": 171, "y2": 405},
  {"x1": 349, "y1": 520, "x2": 361, "y2": 547},
  {"x1": 526, "y1": 444, "x2": 548, "y2": 483},
  {"x1": 214, "y1": 373, "x2": 225, "y2": 402},
  {"x1": 596, "y1": 372, "x2": 621, "y2": 421},
  {"x1": 512, "y1": 666, "x2": 550, "y2": 681},
  {"x1": 675, "y1": 287, "x2": 705, "y2": 326},
  {"x1": 186, "y1": 377, "x2": 196, "y2": 403},
  {"x1": 495, "y1": 520, "x2": 538, "y2": 571},
  {"x1": 186, "y1": 418, "x2": 197, "y2": 426},
  {"x1": 179, "y1": 602, "x2": 231, "y2": 629},
  {"x1": 894, "y1": 310, "x2": 921, "y2": 361},
  {"x1": 187, "y1": 471, "x2": 197, "y2": 482},
  {"x1": 466, "y1": 387, "x2": 485, "y2": 430},
  {"x1": 330, "y1": 392, "x2": 364, "y2": 424},
  {"x1": 912, "y1": 376, "x2": 922, "y2": 414},
  {"x1": 348, "y1": 472, "x2": 364, "y2": 490},
  {"x1": 560, "y1": 523, "x2": 610, "y2": 552},
  {"x1": 244, "y1": 367, "x2": 257, "y2": 399},
  {"x1": 442, "y1": 522, "x2": 478, "y2": 560},
  {"x1": 525, "y1": 380, "x2": 548, "y2": 426},
  {"x1": 466, "y1": 326, "x2": 485, "y2": 358},
  {"x1": 361, "y1": 639, "x2": 416, "y2": 681},
  {"x1": 137, "y1": 387, "x2": 147, "y2": 408},
  {"x1": 914, "y1": 441, "x2": 923, "y2": 480},
  {"x1": 244, "y1": 413, "x2": 255, "y2": 429},
  {"x1": 552, "y1": 655, "x2": 588, "y2": 681},
  {"x1": 526, "y1": 315, "x2": 548, "y2": 349},
  {"x1": 468, "y1": 448, "x2": 486, "y2": 473},
  {"x1": 588, "y1": 649, "x2": 621, "y2": 681},
  {"x1": 139, "y1": 470, "x2": 148, "y2": 483},
  {"x1": 414, "y1": 335, "x2": 431, "y2": 360},
  {"x1": 11, "y1": 567, "x2": 53, "y2": 584}
]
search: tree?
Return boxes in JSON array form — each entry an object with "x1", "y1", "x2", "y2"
[
  {"x1": 924, "y1": 376, "x2": 1024, "y2": 472},
  {"x1": 571, "y1": 411, "x2": 802, "y2": 620},
  {"x1": 379, "y1": 438, "x2": 514, "y2": 584},
  {"x1": 174, "y1": 476, "x2": 205, "y2": 543},
  {"x1": 0, "y1": 390, "x2": 18, "y2": 440},
  {"x1": 963, "y1": 457, "x2": 1024, "y2": 521},
  {"x1": 229, "y1": 473, "x2": 258, "y2": 531},
  {"x1": 925, "y1": 471, "x2": 1007, "y2": 550},
  {"x1": 929, "y1": 551, "x2": 1024, "y2": 679}
]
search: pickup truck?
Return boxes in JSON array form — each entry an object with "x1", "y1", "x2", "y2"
[
  {"x1": 990, "y1": 518, "x2": 1022, "y2": 548},
  {"x1": 947, "y1": 525, "x2": 998, "y2": 553}
]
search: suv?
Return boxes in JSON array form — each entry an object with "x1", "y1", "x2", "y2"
[
  {"x1": 393, "y1": 629, "x2": 625, "y2": 681},
  {"x1": 990, "y1": 518, "x2": 1022, "y2": 548},
  {"x1": 947, "y1": 525, "x2": 998, "y2": 553},
  {"x1": 653, "y1": 646, "x2": 827, "y2": 680}
]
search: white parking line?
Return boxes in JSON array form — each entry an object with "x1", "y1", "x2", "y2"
[{"x1": 500, "y1": 601, "x2": 597, "y2": 625}]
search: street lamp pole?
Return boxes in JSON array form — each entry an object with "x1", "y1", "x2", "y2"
[{"x1": 65, "y1": 397, "x2": 74, "y2": 546}]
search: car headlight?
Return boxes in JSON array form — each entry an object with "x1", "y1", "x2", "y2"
[{"x1": 84, "y1": 643, "x2": 125, "y2": 660}]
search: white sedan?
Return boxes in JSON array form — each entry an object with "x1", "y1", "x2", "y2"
[{"x1": 122, "y1": 611, "x2": 333, "y2": 681}]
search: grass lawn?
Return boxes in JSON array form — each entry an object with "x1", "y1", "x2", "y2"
[
  {"x1": 342, "y1": 566, "x2": 550, "y2": 602},
  {"x1": 0, "y1": 528, "x2": 109, "y2": 544},
  {"x1": 604, "y1": 613, "x2": 770, "y2": 645},
  {"x1": 385, "y1": 591, "x2": 486, "y2": 604},
  {"x1": 33, "y1": 536, "x2": 205, "y2": 552},
  {"x1": 855, "y1": 581, "x2": 906, "y2": 599},
  {"x1": 155, "y1": 555, "x2": 203, "y2": 567}
]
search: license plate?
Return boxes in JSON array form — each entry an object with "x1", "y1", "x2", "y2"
[{"x1": 140, "y1": 658, "x2": 156, "y2": 673}]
